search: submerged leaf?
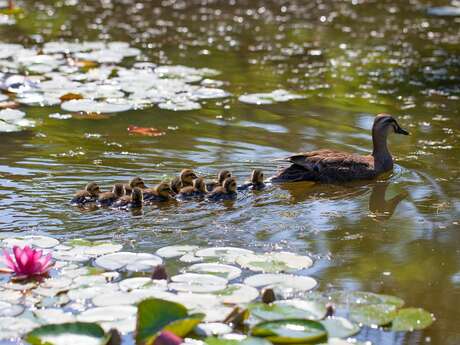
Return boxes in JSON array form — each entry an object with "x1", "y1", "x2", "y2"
[
  {"x1": 127, "y1": 125, "x2": 166, "y2": 137},
  {"x1": 391, "y1": 308, "x2": 434, "y2": 332},
  {"x1": 349, "y1": 304, "x2": 397, "y2": 327}
]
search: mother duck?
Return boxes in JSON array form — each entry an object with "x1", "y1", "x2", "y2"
[{"x1": 271, "y1": 114, "x2": 409, "y2": 183}]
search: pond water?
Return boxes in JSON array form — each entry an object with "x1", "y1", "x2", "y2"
[{"x1": 0, "y1": 0, "x2": 459, "y2": 344}]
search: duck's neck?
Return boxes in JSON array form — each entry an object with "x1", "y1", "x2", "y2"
[{"x1": 372, "y1": 128, "x2": 393, "y2": 172}]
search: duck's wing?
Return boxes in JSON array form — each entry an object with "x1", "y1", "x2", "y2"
[{"x1": 274, "y1": 150, "x2": 375, "y2": 182}]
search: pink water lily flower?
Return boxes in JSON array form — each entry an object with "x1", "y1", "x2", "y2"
[
  {"x1": 2, "y1": 245, "x2": 53, "y2": 279},
  {"x1": 154, "y1": 331, "x2": 183, "y2": 345}
]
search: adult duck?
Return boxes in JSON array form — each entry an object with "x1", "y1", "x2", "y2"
[{"x1": 271, "y1": 114, "x2": 409, "y2": 183}]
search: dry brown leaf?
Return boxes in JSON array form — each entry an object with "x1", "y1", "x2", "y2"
[
  {"x1": 127, "y1": 125, "x2": 166, "y2": 137},
  {"x1": 60, "y1": 93, "x2": 84, "y2": 102}
]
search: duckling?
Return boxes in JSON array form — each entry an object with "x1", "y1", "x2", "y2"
[
  {"x1": 97, "y1": 183, "x2": 125, "y2": 207},
  {"x1": 207, "y1": 177, "x2": 237, "y2": 201},
  {"x1": 180, "y1": 169, "x2": 198, "y2": 187},
  {"x1": 143, "y1": 181, "x2": 173, "y2": 202},
  {"x1": 177, "y1": 177, "x2": 207, "y2": 199},
  {"x1": 170, "y1": 176, "x2": 182, "y2": 195},
  {"x1": 112, "y1": 187, "x2": 143, "y2": 209},
  {"x1": 70, "y1": 182, "x2": 100, "y2": 205},
  {"x1": 206, "y1": 169, "x2": 232, "y2": 192},
  {"x1": 238, "y1": 169, "x2": 266, "y2": 191},
  {"x1": 271, "y1": 114, "x2": 409, "y2": 183},
  {"x1": 124, "y1": 176, "x2": 146, "y2": 196}
]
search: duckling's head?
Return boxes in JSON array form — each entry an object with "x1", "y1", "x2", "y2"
[
  {"x1": 170, "y1": 176, "x2": 182, "y2": 194},
  {"x1": 251, "y1": 169, "x2": 264, "y2": 184},
  {"x1": 373, "y1": 114, "x2": 409, "y2": 136},
  {"x1": 156, "y1": 181, "x2": 173, "y2": 198},
  {"x1": 193, "y1": 177, "x2": 207, "y2": 193},
  {"x1": 180, "y1": 169, "x2": 197, "y2": 185},
  {"x1": 86, "y1": 182, "x2": 100, "y2": 196},
  {"x1": 112, "y1": 183, "x2": 125, "y2": 198},
  {"x1": 131, "y1": 187, "x2": 144, "y2": 203},
  {"x1": 217, "y1": 170, "x2": 232, "y2": 184},
  {"x1": 223, "y1": 177, "x2": 237, "y2": 193},
  {"x1": 130, "y1": 176, "x2": 146, "y2": 189}
]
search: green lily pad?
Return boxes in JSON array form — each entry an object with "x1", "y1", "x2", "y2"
[
  {"x1": 237, "y1": 252, "x2": 313, "y2": 273},
  {"x1": 251, "y1": 319, "x2": 327, "y2": 344},
  {"x1": 391, "y1": 308, "x2": 434, "y2": 332},
  {"x1": 249, "y1": 300, "x2": 326, "y2": 321},
  {"x1": 349, "y1": 303, "x2": 397, "y2": 327},
  {"x1": 25, "y1": 322, "x2": 110, "y2": 345},
  {"x1": 205, "y1": 335, "x2": 272, "y2": 345},
  {"x1": 329, "y1": 291, "x2": 404, "y2": 308},
  {"x1": 320, "y1": 317, "x2": 360, "y2": 338},
  {"x1": 187, "y1": 263, "x2": 241, "y2": 280},
  {"x1": 136, "y1": 298, "x2": 205, "y2": 345}
]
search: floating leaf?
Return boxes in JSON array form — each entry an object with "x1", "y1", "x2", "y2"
[
  {"x1": 0, "y1": 300, "x2": 24, "y2": 317},
  {"x1": 195, "y1": 323, "x2": 233, "y2": 337},
  {"x1": 239, "y1": 90, "x2": 304, "y2": 105},
  {"x1": 205, "y1": 335, "x2": 271, "y2": 345},
  {"x1": 251, "y1": 319, "x2": 327, "y2": 344},
  {"x1": 26, "y1": 322, "x2": 109, "y2": 345},
  {"x1": 0, "y1": 317, "x2": 39, "y2": 339},
  {"x1": 136, "y1": 298, "x2": 204, "y2": 345},
  {"x1": 249, "y1": 300, "x2": 327, "y2": 321},
  {"x1": 349, "y1": 303, "x2": 397, "y2": 327},
  {"x1": 244, "y1": 274, "x2": 317, "y2": 293},
  {"x1": 195, "y1": 247, "x2": 254, "y2": 264},
  {"x1": 156, "y1": 245, "x2": 199, "y2": 259},
  {"x1": 391, "y1": 308, "x2": 434, "y2": 332},
  {"x1": 2, "y1": 235, "x2": 59, "y2": 249},
  {"x1": 94, "y1": 252, "x2": 162, "y2": 271},
  {"x1": 187, "y1": 263, "x2": 241, "y2": 280},
  {"x1": 214, "y1": 284, "x2": 259, "y2": 304},
  {"x1": 127, "y1": 125, "x2": 166, "y2": 137},
  {"x1": 237, "y1": 252, "x2": 313, "y2": 273},
  {"x1": 61, "y1": 99, "x2": 132, "y2": 114},
  {"x1": 169, "y1": 273, "x2": 227, "y2": 293},
  {"x1": 328, "y1": 291, "x2": 404, "y2": 308},
  {"x1": 320, "y1": 317, "x2": 360, "y2": 338}
]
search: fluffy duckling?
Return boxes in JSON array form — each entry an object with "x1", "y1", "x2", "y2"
[
  {"x1": 143, "y1": 181, "x2": 173, "y2": 202},
  {"x1": 238, "y1": 169, "x2": 266, "y2": 191},
  {"x1": 124, "y1": 176, "x2": 146, "y2": 196},
  {"x1": 71, "y1": 182, "x2": 100, "y2": 205},
  {"x1": 207, "y1": 177, "x2": 237, "y2": 201},
  {"x1": 97, "y1": 183, "x2": 125, "y2": 207},
  {"x1": 206, "y1": 169, "x2": 232, "y2": 192},
  {"x1": 112, "y1": 187, "x2": 143, "y2": 209},
  {"x1": 177, "y1": 177, "x2": 207, "y2": 199},
  {"x1": 180, "y1": 169, "x2": 198, "y2": 187},
  {"x1": 170, "y1": 176, "x2": 182, "y2": 195}
]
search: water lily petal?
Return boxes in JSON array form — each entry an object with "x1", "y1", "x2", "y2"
[{"x1": 2, "y1": 250, "x2": 16, "y2": 272}]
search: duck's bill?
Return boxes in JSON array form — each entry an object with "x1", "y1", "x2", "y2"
[{"x1": 395, "y1": 126, "x2": 410, "y2": 135}]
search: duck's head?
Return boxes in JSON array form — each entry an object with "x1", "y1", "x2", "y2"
[
  {"x1": 112, "y1": 183, "x2": 125, "y2": 198},
  {"x1": 223, "y1": 177, "x2": 237, "y2": 193},
  {"x1": 373, "y1": 114, "x2": 409, "y2": 136},
  {"x1": 156, "y1": 181, "x2": 173, "y2": 198},
  {"x1": 132, "y1": 187, "x2": 144, "y2": 203},
  {"x1": 193, "y1": 177, "x2": 207, "y2": 193},
  {"x1": 180, "y1": 169, "x2": 197, "y2": 185},
  {"x1": 170, "y1": 176, "x2": 182, "y2": 194},
  {"x1": 130, "y1": 176, "x2": 146, "y2": 189},
  {"x1": 217, "y1": 170, "x2": 232, "y2": 184},
  {"x1": 85, "y1": 182, "x2": 100, "y2": 196},
  {"x1": 251, "y1": 169, "x2": 264, "y2": 184}
]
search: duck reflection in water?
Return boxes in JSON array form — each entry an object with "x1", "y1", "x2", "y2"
[{"x1": 369, "y1": 181, "x2": 408, "y2": 221}]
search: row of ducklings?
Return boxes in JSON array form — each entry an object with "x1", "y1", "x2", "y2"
[{"x1": 71, "y1": 168, "x2": 266, "y2": 208}]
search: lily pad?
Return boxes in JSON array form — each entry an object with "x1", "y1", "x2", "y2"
[
  {"x1": 236, "y1": 252, "x2": 313, "y2": 273},
  {"x1": 195, "y1": 323, "x2": 233, "y2": 337},
  {"x1": 214, "y1": 284, "x2": 259, "y2": 304},
  {"x1": 61, "y1": 99, "x2": 132, "y2": 114},
  {"x1": 119, "y1": 277, "x2": 167, "y2": 292},
  {"x1": 328, "y1": 291, "x2": 404, "y2": 308},
  {"x1": 2, "y1": 235, "x2": 59, "y2": 249},
  {"x1": 94, "y1": 252, "x2": 162, "y2": 271},
  {"x1": 77, "y1": 305, "x2": 137, "y2": 323},
  {"x1": 136, "y1": 298, "x2": 205, "y2": 345},
  {"x1": 0, "y1": 317, "x2": 39, "y2": 339},
  {"x1": 26, "y1": 322, "x2": 109, "y2": 345},
  {"x1": 249, "y1": 300, "x2": 327, "y2": 321},
  {"x1": 156, "y1": 245, "x2": 199, "y2": 258},
  {"x1": 34, "y1": 309, "x2": 76, "y2": 324},
  {"x1": 0, "y1": 300, "x2": 24, "y2": 317},
  {"x1": 239, "y1": 90, "x2": 304, "y2": 105},
  {"x1": 349, "y1": 303, "x2": 398, "y2": 327},
  {"x1": 320, "y1": 317, "x2": 360, "y2": 338},
  {"x1": 391, "y1": 308, "x2": 434, "y2": 332},
  {"x1": 244, "y1": 274, "x2": 317, "y2": 293},
  {"x1": 251, "y1": 319, "x2": 327, "y2": 344},
  {"x1": 195, "y1": 247, "x2": 254, "y2": 263},
  {"x1": 187, "y1": 263, "x2": 241, "y2": 280},
  {"x1": 205, "y1": 335, "x2": 272, "y2": 345},
  {"x1": 169, "y1": 273, "x2": 228, "y2": 293}
]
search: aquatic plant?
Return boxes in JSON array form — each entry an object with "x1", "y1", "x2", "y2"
[{"x1": 1, "y1": 245, "x2": 52, "y2": 279}]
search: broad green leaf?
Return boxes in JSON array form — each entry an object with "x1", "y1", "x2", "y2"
[
  {"x1": 329, "y1": 291, "x2": 404, "y2": 308},
  {"x1": 320, "y1": 317, "x2": 360, "y2": 338},
  {"x1": 205, "y1": 336, "x2": 272, "y2": 345},
  {"x1": 249, "y1": 300, "x2": 326, "y2": 321},
  {"x1": 391, "y1": 308, "x2": 434, "y2": 332},
  {"x1": 349, "y1": 304, "x2": 397, "y2": 327},
  {"x1": 25, "y1": 322, "x2": 109, "y2": 345},
  {"x1": 136, "y1": 298, "x2": 204, "y2": 345},
  {"x1": 251, "y1": 319, "x2": 327, "y2": 343}
]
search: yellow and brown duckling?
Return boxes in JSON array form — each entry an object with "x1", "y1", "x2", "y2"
[
  {"x1": 180, "y1": 169, "x2": 198, "y2": 188},
  {"x1": 207, "y1": 177, "x2": 238, "y2": 201},
  {"x1": 143, "y1": 181, "x2": 174, "y2": 202},
  {"x1": 206, "y1": 169, "x2": 232, "y2": 192},
  {"x1": 170, "y1": 176, "x2": 182, "y2": 195},
  {"x1": 238, "y1": 169, "x2": 266, "y2": 191},
  {"x1": 71, "y1": 182, "x2": 100, "y2": 205},
  {"x1": 177, "y1": 177, "x2": 207, "y2": 199},
  {"x1": 97, "y1": 183, "x2": 125, "y2": 207},
  {"x1": 124, "y1": 176, "x2": 146, "y2": 196},
  {"x1": 271, "y1": 114, "x2": 409, "y2": 183},
  {"x1": 112, "y1": 187, "x2": 143, "y2": 209}
]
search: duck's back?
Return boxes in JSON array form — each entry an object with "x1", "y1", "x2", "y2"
[{"x1": 272, "y1": 149, "x2": 376, "y2": 183}]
